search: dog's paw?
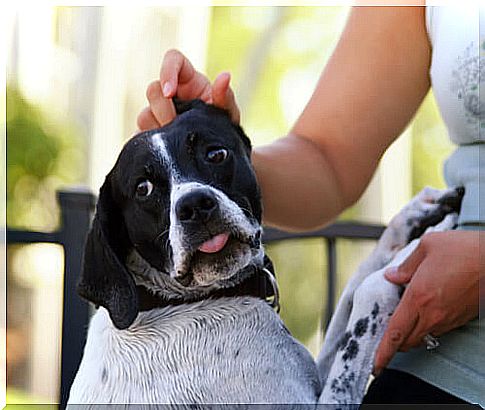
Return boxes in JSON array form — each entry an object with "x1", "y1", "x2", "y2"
[
  {"x1": 422, "y1": 212, "x2": 459, "y2": 234},
  {"x1": 378, "y1": 186, "x2": 464, "y2": 255},
  {"x1": 404, "y1": 186, "x2": 463, "y2": 241}
]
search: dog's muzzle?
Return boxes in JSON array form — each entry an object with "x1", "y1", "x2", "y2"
[{"x1": 169, "y1": 185, "x2": 262, "y2": 287}]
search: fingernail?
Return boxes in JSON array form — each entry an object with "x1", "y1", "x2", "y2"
[
  {"x1": 162, "y1": 82, "x2": 172, "y2": 97},
  {"x1": 385, "y1": 266, "x2": 399, "y2": 277},
  {"x1": 216, "y1": 72, "x2": 230, "y2": 86},
  {"x1": 217, "y1": 71, "x2": 229, "y2": 78}
]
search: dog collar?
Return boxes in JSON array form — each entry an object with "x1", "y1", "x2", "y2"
[{"x1": 137, "y1": 261, "x2": 280, "y2": 313}]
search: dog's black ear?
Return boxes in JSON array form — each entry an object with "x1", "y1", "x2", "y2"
[
  {"x1": 77, "y1": 173, "x2": 138, "y2": 330},
  {"x1": 233, "y1": 123, "x2": 252, "y2": 156}
]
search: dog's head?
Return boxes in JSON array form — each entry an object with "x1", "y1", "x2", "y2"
[{"x1": 78, "y1": 100, "x2": 266, "y2": 329}]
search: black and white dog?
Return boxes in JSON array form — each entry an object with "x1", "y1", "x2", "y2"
[{"x1": 68, "y1": 99, "x2": 463, "y2": 406}]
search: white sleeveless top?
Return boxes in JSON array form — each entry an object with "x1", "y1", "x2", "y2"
[
  {"x1": 427, "y1": 6, "x2": 483, "y2": 145},
  {"x1": 387, "y1": 7, "x2": 484, "y2": 406},
  {"x1": 426, "y1": 6, "x2": 484, "y2": 225}
]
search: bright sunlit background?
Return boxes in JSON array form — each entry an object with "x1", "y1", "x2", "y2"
[{"x1": 5, "y1": 5, "x2": 454, "y2": 404}]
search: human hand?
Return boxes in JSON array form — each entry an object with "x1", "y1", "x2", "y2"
[
  {"x1": 373, "y1": 230, "x2": 483, "y2": 375},
  {"x1": 137, "y1": 49, "x2": 240, "y2": 131}
]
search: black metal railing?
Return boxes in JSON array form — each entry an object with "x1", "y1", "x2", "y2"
[
  {"x1": 6, "y1": 189, "x2": 96, "y2": 408},
  {"x1": 263, "y1": 223, "x2": 386, "y2": 331},
  {"x1": 6, "y1": 189, "x2": 385, "y2": 408}
]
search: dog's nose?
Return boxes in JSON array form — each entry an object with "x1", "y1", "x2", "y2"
[{"x1": 176, "y1": 189, "x2": 219, "y2": 223}]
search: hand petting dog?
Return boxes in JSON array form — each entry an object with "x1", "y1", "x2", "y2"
[{"x1": 137, "y1": 49, "x2": 239, "y2": 131}]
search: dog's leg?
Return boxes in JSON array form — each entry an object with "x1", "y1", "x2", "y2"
[
  {"x1": 318, "y1": 212, "x2": 459, "y2": 405},
  {"x1": 316, "y1": 187, "x2": 463, "y2": 395}
]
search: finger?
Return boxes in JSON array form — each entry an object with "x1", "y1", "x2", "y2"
[
  {"x1": 384, "y1": 242, "x2": 426, "y2": 285},
  {"x1": 137, "y1": 106, "x2": 161, "y2": 131},
  {"x1": 400, "y1": 325, "x2": 429, "y2": 351},
  {"x1": 401, "y1": 308, "x2": 450, "y2": 351},
  {"x1": 212, "y1": 72, "x2": 231, "y2": 106},
  {"x1": 160, "y1": 49, "x2": 192, "y2": 98},
  {"x1": 199, "y1": 82, "x2": 213, "y2": 104},
  {"x1": 212, "y1": 72, "x2": 240, "y2": 124},
  {"x1": 146, "y1": 80, "x2": 176, "y2": 126},
  {"x1": 403, "y1": 311, "x2": 452, "y2": 351},
  {"x1": 374, "y1": 296, "x2": 418, "y2": 374},
  {"x1": 177, "y1": 72, "x2": 213, "y2": 102},
  {"x1": 161, "y1": 49, "x2": 212, "y2": 102}
]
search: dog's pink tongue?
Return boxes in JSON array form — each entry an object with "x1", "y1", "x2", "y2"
[{"x1": 198, "y1": 233, "x2": 230, "y2": 254}]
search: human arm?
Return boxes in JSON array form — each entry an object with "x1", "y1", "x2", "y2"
[
  {"x1": 252, "y1": 6, "x2": 432, "y2": 230},
  {"x1": 373, "y1": 230, "x2": 484, "y2": 375}
]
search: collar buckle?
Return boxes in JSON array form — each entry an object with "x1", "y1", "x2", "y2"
[{"x1": 262, "y1": 267, "x2": 280, "y2": 313}]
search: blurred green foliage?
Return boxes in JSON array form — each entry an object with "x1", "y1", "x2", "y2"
[
  {"x1": 6, "y1": 387, "x2": 57, "y2": 408},
  {"x1": 207, "y1": 7, "x2": 348, "y2": 144},
  {"x1": 7, "y1": 86, "x2": 85, "y2": 230}
]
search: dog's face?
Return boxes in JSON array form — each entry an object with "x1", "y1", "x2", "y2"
[{"x1": 78, "y1": 100, "x2": 265, "y2": 329}]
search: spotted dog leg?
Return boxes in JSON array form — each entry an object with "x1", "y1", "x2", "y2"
[{"x1": 317, "y1": 187, "x2": 462, "y2": 405}]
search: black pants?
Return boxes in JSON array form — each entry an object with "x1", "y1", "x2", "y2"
[{"x1": 361, "y1": 368, "x2": 477, "y2": 406}]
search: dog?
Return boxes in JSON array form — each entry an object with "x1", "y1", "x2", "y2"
[{"x1": 68, "y1": 99, "x2": 463, "y2": 406}]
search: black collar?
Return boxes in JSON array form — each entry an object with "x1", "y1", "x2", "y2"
[{"x1": 137, "y1": 256, "x2": 279, "y2": 312}]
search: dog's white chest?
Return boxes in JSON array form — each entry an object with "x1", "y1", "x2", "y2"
[{"x1": 68, "y1": 297, "x2": 320, "y2": 404}]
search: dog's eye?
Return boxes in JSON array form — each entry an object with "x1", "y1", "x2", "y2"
[
  {"x1": 206, "y1": 148, "x2": 228, "y2": 164},
  {"x1": 136, "y1": 180, "x2": 153, "y2": 197}
]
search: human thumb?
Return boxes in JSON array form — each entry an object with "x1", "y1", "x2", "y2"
[{"x1": 384, "y1": 242, "x2": 426, "y2": 285}]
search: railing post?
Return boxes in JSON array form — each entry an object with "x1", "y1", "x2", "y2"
[
  {"x1": 57, "y1": 189, "x2": 95, "y2": 408},
  {"x1": 323, "y1": 238, "x2": 337, "y2": 332}
]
